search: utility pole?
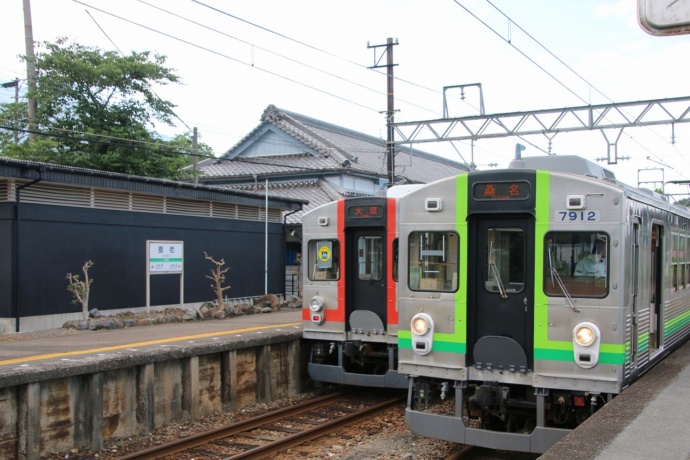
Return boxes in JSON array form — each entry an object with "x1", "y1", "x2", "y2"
[
  {"x1": 368, "y1": 38, "x2": 398, "y2": 186},
  {"x1": 192, "y1": 127, "x2": 199, "y2": 184},
  {"x1": 23, "y1": 0, "x2": 38, "y2": 140}
]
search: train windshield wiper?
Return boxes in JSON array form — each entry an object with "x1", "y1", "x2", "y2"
[
  {"x1": 548, "y1": 248, "x2": 579, "y2": 313},
  {"x1": 488, "y1": 241, "x2": 508, "y2": 299}
]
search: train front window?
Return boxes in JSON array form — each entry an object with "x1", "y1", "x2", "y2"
[
  {"x1": 544, "y1": 232, "x2": 608, "y2": 298},
  {"x1": 408, "y1": 232, "x2": 459, "y2": 292},
  {"x1": 358, "y1": 236, "x2": 383, "y2": 281},
  {"x1": 308, "y1": 239, "x2": 340, "y2": 280},
  {"x1": 484, "y1": 228, "x2": 525, "y2": 294}
]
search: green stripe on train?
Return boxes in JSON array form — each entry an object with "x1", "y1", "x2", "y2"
[
  {"x1": 399, "y1": 336, "x2": 466, "y2": 354},
  {"x1": 666, "y1": 310, "x2": 690, "y2": 335},
  {"x1": 535, "y1": 347, "x2": 625, "y2": 365}
]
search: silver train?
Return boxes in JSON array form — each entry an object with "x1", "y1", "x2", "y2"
[
  {"x1": 396, "y1": 155, "x2": 690, "y2": 453},
  {"x1": 301, "y1": 195, "x2": 407, "y2": 388}
]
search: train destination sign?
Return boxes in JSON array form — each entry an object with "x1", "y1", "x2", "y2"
[
  {"x1": 473, "y1": 181, "x2": 530, "y2": 201},
  {"x1": 347, "y1": 205, "x2": 383, "y2": 218}
]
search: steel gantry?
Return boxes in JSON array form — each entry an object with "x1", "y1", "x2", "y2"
[{"x1": 391, "y1": 95, "x2": 690, "y2": 164}]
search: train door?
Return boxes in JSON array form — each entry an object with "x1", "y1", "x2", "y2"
[
  {"x1": 631, "y1": 218, "x2": 641, "y2": 367},
  {"x1": 468, "y1": 215, "x2": 535, "y2": 370},
  {"x1": 649, "y1": 224, "x2": 663, "y2": 353},
  {"x1": 346, "y1": 228, "x2": 386, "y2": 328}
]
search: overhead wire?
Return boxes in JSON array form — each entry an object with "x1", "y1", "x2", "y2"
[
  {"x1": 0, "y1": 118, "x2": 213, "y2": 159},
  {"x1": 138, "y1": 1, "x2": 434, "y2": 115},
  {"x1": 73, "y1": 1, "x2": 385, "y2": 116},
  {"x1": 451, "y1": 0, "x2": 689, "y2": 179},
  {"x1": 77, "y1": 0, "x2": 493, "y2": 164},
  {"x1": 188, "y1": 0, "x2": 488, "y2": 120},
  {"x1": 73, "y1": 0, "x2": 499, "y2": 162},
  {"x1": 482, "y1": 0, "x2": 690, "y2": 174}
]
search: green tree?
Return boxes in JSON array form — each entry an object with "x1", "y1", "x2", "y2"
[{"x1": 0, "y1": 38, "x2": 210, "y2": 179}]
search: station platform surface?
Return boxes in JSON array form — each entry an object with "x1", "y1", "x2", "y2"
[
  {"x1": 0, "y1": 309, "x2": 302, "y2": 383},
  {"x1": 541, "y1": 338, "x2": 690, "y2": 460}
]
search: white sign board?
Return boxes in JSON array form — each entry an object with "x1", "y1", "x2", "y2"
[
  {"x1": 146, "y1": 240, "x2": 184, "y2": 312},
  {"x1": 148, "y1": 241, "x2": 183, "y2": 274}
]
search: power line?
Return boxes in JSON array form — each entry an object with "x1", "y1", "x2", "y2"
[
  {"x1": 84, "y1": 8, "x2": 193, "y2": 132},
  {"x1": 451, "y1": 0, "x2": 585, "y2": 104},
  {"x1": 187, "y1": 0, "x2": 470, "y2": 117},
  {"x1": 480, "y1": 0, "x2": 690, "y2": 174},
  {"x1": 139, "y1": 2, "x2": 399, "y2": 108},
  {"x1": 451, "y1": 0, "x2": 689, "y2": 178},
  {"x1": 0, "y1": 121, "x2": 213, "y2": 159},
  {"x1": 74, "y1": 1, "x2": 381, "y2": 115}
]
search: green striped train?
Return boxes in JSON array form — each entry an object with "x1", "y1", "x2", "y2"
[{"x1": 397, "y1": 155, "x2": 690, "y2": 453}]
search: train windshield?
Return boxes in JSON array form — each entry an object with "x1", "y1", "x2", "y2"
[
  {"x1": 307, "y1": 239, "x2": 340, "y2": 280},
  {"x1": 484, "y1": 228, "x2": 525, "y2": 295},
  {"x1": 408, "y1": 231, "x2": 459, "y2": 292},
  {"x1": 544, "y1": 232, "x2": 608, "y2": 298},
  {"x1": 357, "y1": 236, "x2": 384, "y2": 281}
]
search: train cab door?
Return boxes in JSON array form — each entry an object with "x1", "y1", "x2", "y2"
[
  {"x1": 649, "y1": 224, "x2": 663, "y2": 354},
  {"x1": 346, "y1": 228, "x2": 387, "y2": 331},
  {"x1": 467, "y1": 215, "x2": 535, "y2": 371}
]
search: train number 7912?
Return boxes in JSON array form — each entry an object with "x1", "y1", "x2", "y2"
[{"x1": 555, "y1": 210, "x2": 600, "y2": 222}]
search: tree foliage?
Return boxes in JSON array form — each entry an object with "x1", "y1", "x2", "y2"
[
  {"x1": 675, "y1": 197, "x2": 690, "y2": 207},
  {"x1": 0, "y1": 38, "x2": 211, "y2": 179}
]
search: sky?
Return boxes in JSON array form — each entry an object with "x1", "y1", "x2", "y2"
[{"x1": 1, "y1": 0, "x2": 690, "y2": 197}]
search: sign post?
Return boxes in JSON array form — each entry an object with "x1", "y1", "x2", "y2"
[{"x1": 146, "y1": 240, "x2": 184, "y2": 314}]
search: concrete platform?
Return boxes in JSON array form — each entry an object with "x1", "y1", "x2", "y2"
[
  {"x1": 0, "y1": 310, "x2": 301, "y2": 383},
  {"x1": 541, "y1": 338, "x2": 690, "y2": 460},
  {"x1": 0, "y1": 309, "x2": 305, "y2": 459}
]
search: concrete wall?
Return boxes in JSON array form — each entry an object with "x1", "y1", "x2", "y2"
[{"x1": 0, "y1": 331, "x2": 307, "y2": 459}]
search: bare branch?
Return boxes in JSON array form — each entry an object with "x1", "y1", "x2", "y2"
[
  {"x1": 204, "y1": 251, "x2": 230, "y2": 307},
  {"x1": 66, "y1": 260, "x2": 94, "y2": 320}
]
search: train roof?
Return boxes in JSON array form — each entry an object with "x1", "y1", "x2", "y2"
[{"x1": 508, "y1": 155, "x2": 616, "y2": 181}]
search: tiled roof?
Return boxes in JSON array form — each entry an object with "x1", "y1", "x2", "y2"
[
  {"x1": 197, "y1": 105, "x2": 470, "y2": 184},
  {"x1": 198, "y1": 153, "x2": 339, "y2": 179},
  {"x1": 223, "y1": 178, "x2": 343, "y2": 224}
]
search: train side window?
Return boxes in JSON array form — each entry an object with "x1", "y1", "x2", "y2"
[
  {"x1": 307, "y1": 239, "x2": 340, "y2": 280},
  {"x1": 408, "y1": 231, "x2": 459, "y2": 292},
  {"x1": 393, "y1": 238, "x2": 399, "y2": 282},
  {"x1": 671, "y1": 232, "x2": 679, "y2": 292},
  {"x1": 544, "y1": 231, "x2": 608, "y2": 298},
  {"x1": 684, "y1": 238, "x2": 690, "y2": 286},
  {"x1": 673, "y1": 232, "x2": 685, "y2": 291}
]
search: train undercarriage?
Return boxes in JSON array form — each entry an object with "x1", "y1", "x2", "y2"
[
  {"x1": 308, "y1": 340, "x2": 408, "y2": 388},
  {"x1": 407, "y1": 376, "x2": 613, "y2": 453}
]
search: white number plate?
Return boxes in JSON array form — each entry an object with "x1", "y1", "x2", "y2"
[{"x1": 555, "y1": 210, "x2": 600, "y2": 222}]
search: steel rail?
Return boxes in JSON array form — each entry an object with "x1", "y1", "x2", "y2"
[{"x1": 117, "y1": 391, "x2": 403, "y2": 460}]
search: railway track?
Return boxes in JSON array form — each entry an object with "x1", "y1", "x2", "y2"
[{"x1": 116, "y1": 390, "x2": 403, "y2": 460}]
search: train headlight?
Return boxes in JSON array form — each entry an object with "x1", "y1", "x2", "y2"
[
  {"x1": 310, "y1": 296, "x2": 324, "y2": 312},
  {"x1": 411, "y1": 315, "x2": 430, "y2": 335},
  {"x1": 574, "y1": 325, "x2": 596, "y2": 346},
  {"x1": 410, "y1": 313, "x2": 434, "y2": 355},
  {"x1": 572, "y1": 322, "x2": 601, "y2": 368}
]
